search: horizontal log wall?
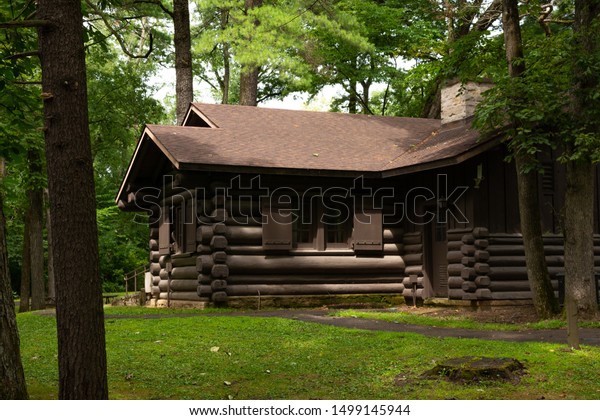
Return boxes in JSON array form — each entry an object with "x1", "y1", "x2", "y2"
[
  {"x1": 153, "y1": 189, "x2": 407, "y2": 304},
  {"x1": 483, "y1": 232, "x2": 600, "y2": 300}
]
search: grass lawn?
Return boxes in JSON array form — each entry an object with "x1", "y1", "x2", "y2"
[{"x1": 17, "y1": 307, "x2": 600, "y2": 400}]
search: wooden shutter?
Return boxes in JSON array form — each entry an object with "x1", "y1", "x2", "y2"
[
  {"x1": 184, "y1": 199, "x2": 197, "y2": 253},
  {"x1": 353, "y1": 208, "x2": 383, "y2": 251},
  {"x1": 262, "y1": 206, "x2": 292, "y2": 250},
  {"x1": 158, "y1": 206, "x2": 171, "y2": 255}
]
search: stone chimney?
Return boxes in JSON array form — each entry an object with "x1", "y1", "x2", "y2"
[{"x1": 441, "y1": 80, "x2": 493, "y2": 124}]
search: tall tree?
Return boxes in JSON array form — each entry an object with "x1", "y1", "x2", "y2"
[
  {"x1": 0, "y1": 158, "x2": 28, "y2": 400},
  {"x1": 173, "y1": 0, "x2": 193, "y2": 124},
  {"x1": 19, "y1": 217, "x2": 30, "y2": 313},
  {"x1": 563, "y1": 0, "x2": 600, "y2": 321},
  {"x1": 28, "y1": 148, "x2": 45, "y2": 310},
  {"x1": 37, "y1": 0, "x2": 108, "y2": 399},
  {"x1": 239, "y1": 0, "x2": 263, "y2": 106},
  {"x1": 501, "y1": 0, "x2": 558, "y2": 319}
]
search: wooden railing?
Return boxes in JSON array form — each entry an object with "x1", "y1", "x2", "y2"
[{"x1": 123, "y1": 265, "x2": 149, "y2": 295}]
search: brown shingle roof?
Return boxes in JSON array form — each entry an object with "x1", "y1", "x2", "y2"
[
  {"x1": 145, "y1": 103, "x2": 487, "y2": 174},
  {"x1": 118, "y1": 104, "x2": 497, "y2": 203}
]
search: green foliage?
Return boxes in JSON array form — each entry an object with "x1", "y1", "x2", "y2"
[
  {"x1": 193, "y1": 0, "x2": 374, "y2": 104},
  {"x1": 86, "y1": 43, "x2": 167, "y2": 291},
  {"x1": 474, "y1": 5, "x2": 600, "y2": 168},
  {"x1": 2, "y1": 1, "x2": 167, "y2": 293}
]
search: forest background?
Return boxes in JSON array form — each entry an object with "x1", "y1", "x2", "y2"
[{"x1": 1, "y1": 0, "x2": 597, "y2": 303}]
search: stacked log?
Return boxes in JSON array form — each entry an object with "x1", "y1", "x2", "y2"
[
  {"x1": 460, "y1": 227, "x2": 492, "y2": 300},
  {"x1": 485, "y1": 233, "x2": 600, "y2": 300},
  {"x1": 471, "y1": 227, "x2": 491, "y2": 300},
  {"x1": 148, "y1": 221, "x2": 161, "y2": 297},
  {"x1": 195, "y1": 217, "x2": 230, "y2": 304},
  {"x1": 401, "y1": 232, "x2": 424, "y2": 301},
  {"x1": 446, "y1": 228, "x2": 474, "y2": 300},
  {"x1": 485, "y1": 233, "x2": 556, "y2": 300}
]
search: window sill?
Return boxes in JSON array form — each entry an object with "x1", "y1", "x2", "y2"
[{"x1": 289, "y1": 249, "x2": 354, "y2": 256}]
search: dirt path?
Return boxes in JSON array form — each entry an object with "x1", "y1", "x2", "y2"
[{"x1": 88, "y1": 308, "x2": 600, "y2": 347}]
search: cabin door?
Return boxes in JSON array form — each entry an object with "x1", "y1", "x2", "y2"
[{"x1": 425, "y1": 210, "x2": 448, "y2": 298}]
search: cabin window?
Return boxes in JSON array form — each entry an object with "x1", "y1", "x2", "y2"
[
  {"x1": 261, "y1": 196, "x2": 384, "y2": 252},
  {"x1": 292, "y1": 200, "x2": 316, "y2": 248},
  {"x1": 173, "y1": 205, "x2": 184, "y2": 253},
  {"x1": 322, "y1": 198, "x2": 352, "y2": 249},
  {"x1": 160, "y1": 198, "x2": 197, "y2": 255},
  {"x1": 158, "y1": 205, "x2": 171, "y2": 255},
  {"x1": 263, "y1": 196, "x2": 353, "y2": 251}
]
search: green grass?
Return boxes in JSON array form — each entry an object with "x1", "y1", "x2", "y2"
[
  {"x1": 331, "y1": 309, "x2": 600, "y2": 331},
  {"x1": 17, "y1": 308, "x2": 600, "y2": 400}
]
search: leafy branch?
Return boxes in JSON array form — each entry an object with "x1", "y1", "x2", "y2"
[{"x1": 84, "y1": 0, "x2": 154, "y2": 59}]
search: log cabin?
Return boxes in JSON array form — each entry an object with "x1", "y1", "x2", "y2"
[{"x1": 116, "y1": 80, "x2": 600, "y2": 307}]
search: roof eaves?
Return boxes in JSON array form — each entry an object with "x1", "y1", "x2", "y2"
[
  {"x1": 380, "y1": 135, "x2": 502, "y2": 178},
  {"x1": 115, "y1": 126, "x2": 182, "y2": 204},
  {"x1": 177, "y1": 162, "x2": 383, "y2": 179},
  {"x1": 115, "y1": 127, "x2": 150, "y2": 203},
  {"x1": 145, "y1": 126, "x2": 182, "y2": 169}
]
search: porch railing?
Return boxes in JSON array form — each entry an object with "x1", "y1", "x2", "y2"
[{"x1": 123, "y1": 264, "x2": 149, "y2": 295}]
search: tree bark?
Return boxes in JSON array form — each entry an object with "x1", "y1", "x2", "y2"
[
  {"x1": 239, "y1": 0, "x2": 262, "y2": 106},
  {"x1": 45, "y1": 189, "x2": 55, "y2": 302},
  {"x1": 0, "y1": 159, "x2": 29, "y2": 400},
  {"x1": 173, "y1": 0, "x2": 193, "y2": 125},
  {"x1": 28, "y1": 150, "x2": 45, "y2": 310},
  {"x1": 220, "y1": 9, "x2": 231, "y2": 105},
  {"x1": 37, "y1": 0, "x2": 108, "y2": 399},
  {"x1": 239, "y1": 65, "x2": 259, "y2": 106},
  {"x1": 502, "y1": 0, "x2": 559, "y2": 319},
  {"x1": 563, "y1": 0, "x2": 600, "y2": 321},
  {"x1": 19, "y1": 218, "x2": 31, "y2": 313}
]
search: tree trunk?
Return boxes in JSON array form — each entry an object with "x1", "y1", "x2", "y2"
[
  {"x1": 503, "y1": 0, "x2": 558, "y2": 319},
  {"x1": 222, "y1": 42, "x2": 231, "y2": 104},
  {"x1": 28, "y1": 149, "x2": 45, "y2": 310},
  {"x1": 221, "y1": 9, "x2": 230, "y2": 105},
  {"x1": 45, "y1": 189, "x2": 55, "y2": 303},
  {"x1": 37, "y1": 0, "x2": 108, "y2": 399},
  {"x1": 239, "y1": 66, "x2": 259, "y2": 106},
  {"x1": 19, "y1": 218, "x2": 30, "y2": 313},
  {"x1": 0, "y1": 159, "x2": 29, "y2": 400},
  {"x1": 239, "y1": 0, "x2": 262, "y2": 106},
  {"x1": 564, "y1": 160, "x2": 596, "y2": 316},
  {"x1": 348, "y1": 80, "x2": 358, "y2": 114},
  {"x1": 173, "y1": 0, "x2": 193, "y2": 125},
  {"x1": 514, "y1": 154, "x2": 559, "y2": 318},
  {"x1": 563, "y1": 0, "x2": 600, "y2": 322}
]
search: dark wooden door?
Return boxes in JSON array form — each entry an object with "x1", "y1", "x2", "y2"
[{"x1": 426, "y1": 214, "x2": 448, "y2": 298}]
